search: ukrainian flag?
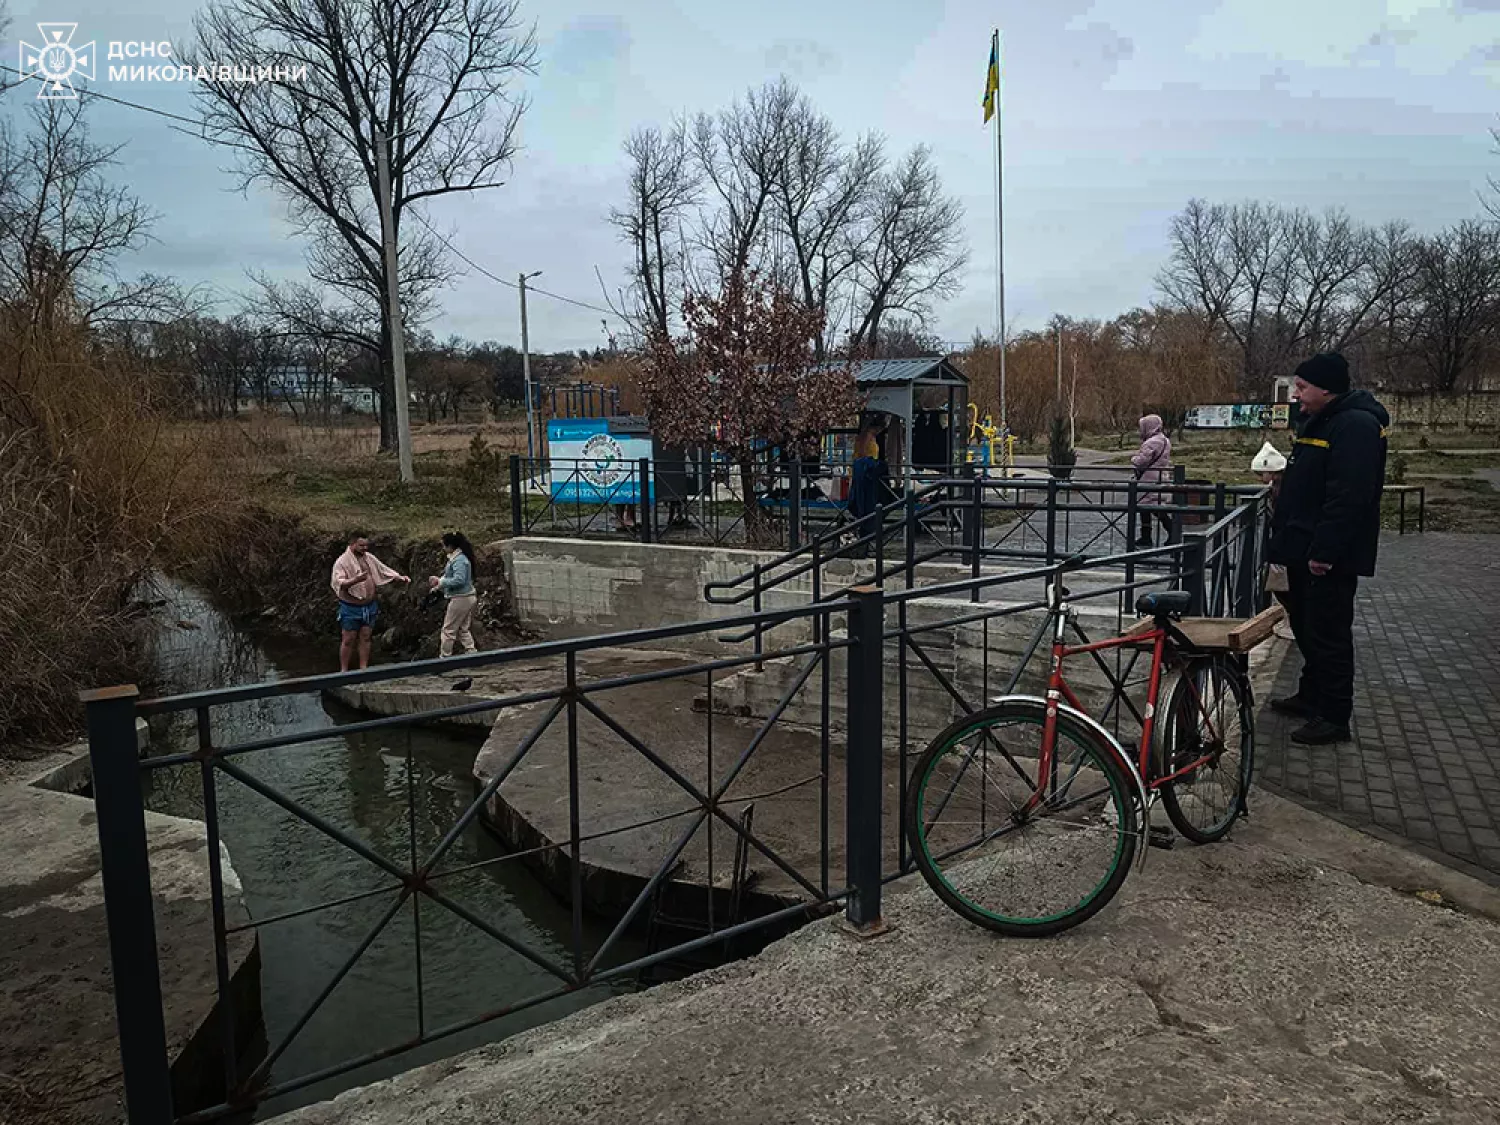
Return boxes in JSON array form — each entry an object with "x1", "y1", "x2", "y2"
[{"x1": 982, "y1": 35, "x2": 999, "y2": 123}]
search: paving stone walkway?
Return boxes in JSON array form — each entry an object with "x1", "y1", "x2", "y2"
[{"x1": 1259, "y1": 532, "x2": 1500, "y2": 880}]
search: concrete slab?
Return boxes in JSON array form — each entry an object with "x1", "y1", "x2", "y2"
[
  {"x1": 275, "y1": 783, "x2": 1500, "y2": 1125},
  {"x1": 0, "y1": 783, "x2": 261, "y2": 1125},
  {"x1": 331, "y1": 646, "x2": 903, "y2": 927}
]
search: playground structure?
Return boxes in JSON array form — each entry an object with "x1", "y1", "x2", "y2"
[{"x1": 965, "y1": 402, "x2": 1016, "y2": 475}]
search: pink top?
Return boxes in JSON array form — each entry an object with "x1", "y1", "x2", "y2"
[{"x1": 330, "y1": 548, "x2": 403, "y2": 604}]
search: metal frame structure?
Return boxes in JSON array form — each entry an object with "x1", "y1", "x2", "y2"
[{"x1": 83, "y1": 486, "x2": 1269, "y2": 1125}]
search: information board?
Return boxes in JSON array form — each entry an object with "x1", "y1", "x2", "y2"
[
  {"x1": 547, "y1": 418, "x2": 655, "y2": 503},
  {"x1": 1184, "y1": 403, "x2": 1290, "y2": 430}
]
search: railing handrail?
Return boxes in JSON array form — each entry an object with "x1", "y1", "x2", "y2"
[
  {"x1": 703, "y1": 472, "x2": 1269, "y2": 611},
  {"x1": 702, "y1": 478, "x2": 950, "y2": 606},
  {"x1": 135, "y1": 592, "x2": 858, "y2": 716}
]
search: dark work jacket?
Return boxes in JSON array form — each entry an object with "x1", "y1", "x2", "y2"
[{"x1": 1267, "y1": 389, "x2": 1389, "y2": 577}]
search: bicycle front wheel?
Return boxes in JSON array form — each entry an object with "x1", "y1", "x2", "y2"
[
  {"x1": 1158, "y1": 657, "x2": 1254, "y2": 844},
  {"x1": 905, "y1": 700, "x2": 1140, "y2": 938}
]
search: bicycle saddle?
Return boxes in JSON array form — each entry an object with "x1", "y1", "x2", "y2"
[{"x1": 1135, "y1": 590, "x2": 1193, "y2": 619}]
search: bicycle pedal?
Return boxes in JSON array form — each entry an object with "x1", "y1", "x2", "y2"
[{"x1": 1148, "y1": 826, "x2": 1176, "y2": 851}]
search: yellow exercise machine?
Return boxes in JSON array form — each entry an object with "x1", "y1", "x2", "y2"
[{"x1": 966, "y1": 403, "x2": 1015, "y2": 476}]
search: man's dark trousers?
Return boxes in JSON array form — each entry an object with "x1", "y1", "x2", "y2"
[{"x1": 1285, "y1": 565, "x2": 1358, "y2": 727}]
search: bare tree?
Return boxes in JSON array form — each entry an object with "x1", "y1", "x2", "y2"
[
  {"x1": 690, "y1": 79, "x2": 798, "y2": 285},
  {"x1": 615, "y1": 82, "x2": 966, "y2": 357},
  {"x1": 1159, "y1": 199, "x2": 1418, "y2": 393},
  {"x1": 1409, "y1": 221, "x2": 1500, "y2": 393},
  {"x1": 775, "y1": 96, "x2": 882, "y2": 359},
  {"x1": 187, "y1": 0, "x2": 538, "y2": 453},
  {"x1": 610, "y1": 122, "x2": 700, "y2": 339},
  {"x1": 844, "y1": 146, "x2": 968, "y2": 356},
  {"x1": 0, "y1": 101, "x2": 179, "y2": 334}
]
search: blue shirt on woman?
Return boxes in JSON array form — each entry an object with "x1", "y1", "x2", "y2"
[{"x1": 437, "y1": 552, "x2": 475, "y2": 598}]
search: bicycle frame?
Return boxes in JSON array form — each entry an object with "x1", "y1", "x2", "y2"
[{"x1": 1027, "y1": 582, "x2": 1227, "y2": 820}]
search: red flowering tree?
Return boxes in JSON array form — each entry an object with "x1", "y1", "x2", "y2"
[{"x1": 642, "y1": 272, "x2": 860, "y2": 542}]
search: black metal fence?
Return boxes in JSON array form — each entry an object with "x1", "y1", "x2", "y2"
[
  {"x1": 509, "y1": 455, "x2": 874, "y2": 549},
  {"x1": 84, "y1": 489, "x2": 1269, "y2": 1125}
]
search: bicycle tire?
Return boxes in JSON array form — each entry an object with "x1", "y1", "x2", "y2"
[
  {"x1": 1158, "y1": 657, "x2": 1254, "y2": 844},
  {"x1": 905, "y1": 699, "x2": 1141, "y2": 938}
]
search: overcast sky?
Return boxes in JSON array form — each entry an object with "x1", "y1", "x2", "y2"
[{"x1": 4, "y1": 0, "x2": 1498, "y2": 352}]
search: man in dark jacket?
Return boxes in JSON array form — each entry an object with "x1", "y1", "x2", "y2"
[{"x1": 1266, "y1": 352, "x2": 1389, "y2": 745}]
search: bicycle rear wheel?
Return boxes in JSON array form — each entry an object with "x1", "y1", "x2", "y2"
[
  {"x1": 905, "y1": 700, "x2": 1140, "y2": 938},
  {"x1": 1158, "y1": 657, "x2": 1254, "y2": 844}
]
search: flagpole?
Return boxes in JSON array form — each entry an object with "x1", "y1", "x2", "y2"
[{"x1": 993, "y1": 28, "x2": 1007, "y2": 448}]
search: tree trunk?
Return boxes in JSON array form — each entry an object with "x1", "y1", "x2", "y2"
[{"x1": 739, "y1": 458, "x2": 770, "y2": 547}]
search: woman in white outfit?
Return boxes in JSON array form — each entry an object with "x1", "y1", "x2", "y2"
[{"x1": 429, "y1": 531, "x2": 479, "y2": 657}]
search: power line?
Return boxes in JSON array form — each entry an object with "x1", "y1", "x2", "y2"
[
  {"x1": 0, "y1": 64, "x2": 204, "y2": 128},
  {"x1": 409, "y1": 210, "x2": 618, "y2": 318},
  {"x1": 1, "y1": 65, "x2": 622, "y2": 324}
]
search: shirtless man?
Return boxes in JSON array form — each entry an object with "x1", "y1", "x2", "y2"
[{"x1": 330, "y1": 533, "x2": 410, "y2": 671}]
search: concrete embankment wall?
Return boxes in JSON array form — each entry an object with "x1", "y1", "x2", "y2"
[{"x1": 8, "y1": 736, "x2": 264, "y2": 1123}]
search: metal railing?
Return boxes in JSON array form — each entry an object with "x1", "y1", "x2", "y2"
[
  {"x1": 509, "y1": 456, "x2": 875, "y2": 549},
  {"x1": 83, "y1": 594, "x2": 880, "y2": 1125},
  {"x1": 703, "y1": 470, "x2": 1269, "y2": 622},
  {"x1": 85, "y1": 489, "x2": 1269, "y2": 1125}
]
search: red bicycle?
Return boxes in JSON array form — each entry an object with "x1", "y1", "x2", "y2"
[{"x1": 905, "y1": 570, "x2": 1255, "y2": 937}]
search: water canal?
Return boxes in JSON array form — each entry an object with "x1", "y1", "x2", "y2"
[{"x1": 140, "y1": 578, "x2": 642, "y2": 1117}]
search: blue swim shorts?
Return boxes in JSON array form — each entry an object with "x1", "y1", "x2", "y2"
[{"x1": 337, "y1": 601, "x2": 379, "y2": 633}]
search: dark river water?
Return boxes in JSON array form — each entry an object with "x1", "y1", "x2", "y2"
[{"x1": 140, "y1": 579, "x2": 641, "y2": 1117}]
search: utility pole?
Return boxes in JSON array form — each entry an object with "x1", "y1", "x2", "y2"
[
  {"x1": 520, "y1": 270, "x2": 543, "y2": 462},
  {"x1": 374, "y1": 126, "x2": 414, "y2": 484}
]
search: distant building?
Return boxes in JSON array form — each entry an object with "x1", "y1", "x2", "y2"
[{"x1": 238, "y1": 364, "x2": 381, "y2": 414}]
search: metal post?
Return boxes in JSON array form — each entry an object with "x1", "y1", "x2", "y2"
[
  {"x1": 374, "y1": 127, "x2": 414, "y2": 484},
  {"x1": 1169, "y1": 464, "x2": 1187, "y2": 544},
  {"x1": 752, "y1": 566, "x2": 763, "y2": 670},
  {"x1": 1398, "y1": 488, "x2": 1407, "y2": 536},
  {"x1": 82, "y1": 685, "x2": 175, "y2": 1125},
  {"x1": 1214, "y1": 482, "x2": 1227, "y2": 521},
  {"x1": 904, "y1": 489, "x2": 917, "y2": 591},
  {"x1": 509, "y1": 454, "x2": 523, "y2": 535},
  {"x1": 959, "y1": 462, "x2": 977, "y2": 552},
  {"x1": 1419, "y1": 486, "x2": 1425, "y2": 533},
  {"x1": 844, "y1": 586, "x2": 885, "y2": 931},
  {"x1": 969, "y1": 471, "x2": 983, "y2": 604},
  {"x1": 1126, "y1": 478, "x2": 1139, "y2": 554},
  {"x1": 788, "y1": 460, "x2": 802, "y2": 552},
  {"x1": 519, "y1": 270, "x2": 542, "y2": 463},
  {"x1": 1182, "y1": 532, "x2": 1207, "y2": 615},
  {"x1": 1045, "y1": 478, "x2": 1059, "y2": 565},
  {"x1": 637, "y1": 457, "x2": 653, "y2": 544}
]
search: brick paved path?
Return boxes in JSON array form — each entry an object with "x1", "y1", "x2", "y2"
[{"x1": 1258, "y1": 533, "x2": 1500, "y2": 879}]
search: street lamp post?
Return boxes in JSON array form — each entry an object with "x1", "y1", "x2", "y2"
[{"x1": 520, "y1": 270, "x2": 542, "y2": 463}]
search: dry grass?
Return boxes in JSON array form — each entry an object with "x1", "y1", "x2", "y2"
[
  {"x1": 205, "y1": 412, "x2": 529, "y2": 543},
  {"x1": 0, "y1": 318, "x2": 241, "y2": 746}
]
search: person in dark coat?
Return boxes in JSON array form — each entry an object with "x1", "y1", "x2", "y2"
[{"x1": 1266, "y1": 352, "x2": 1389, "y2": 746}]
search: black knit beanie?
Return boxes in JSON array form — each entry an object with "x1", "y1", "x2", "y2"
[{"x1": 1295, "y1": 352, "x2": 1350, "y2": 395}]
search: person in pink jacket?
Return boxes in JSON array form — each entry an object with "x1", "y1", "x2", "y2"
[
  {"x1": 1130, "y1": 414, "x2": 1173, "y2": 547},
  {"x1": 330, "y1": 533, "x2": 410, "y2": 671}
]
